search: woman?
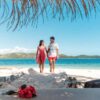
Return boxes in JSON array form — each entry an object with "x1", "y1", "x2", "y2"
[{"x1": 36, "y1": 40, "x2": 47, "y2": 73}]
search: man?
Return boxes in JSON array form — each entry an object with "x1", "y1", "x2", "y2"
[{"x1": 48, "y1": 36, "x2": 59, "y2": 73}]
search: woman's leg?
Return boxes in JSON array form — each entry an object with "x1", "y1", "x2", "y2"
[
  {"x1": 41, "y1": 63, "x2": 44, "y2": 73},
  {"x1": 39, "y1": 63, "x2": 42, "y2": 73}
]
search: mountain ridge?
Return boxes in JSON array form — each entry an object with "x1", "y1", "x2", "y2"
[{"x1": 0, "y1": 53, "x2": 100, "y2": 59}]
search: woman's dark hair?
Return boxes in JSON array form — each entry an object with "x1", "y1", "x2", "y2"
[
  {"x1": 50, "y1": 36, "x2": 55, "y2": 40},
  {"x1": 39, "y1": 40, "x2": 44, "y2": 46}
]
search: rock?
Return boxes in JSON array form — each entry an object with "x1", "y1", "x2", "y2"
[
  {"x1": 10, "y1": 75, "x2": 17, "y2": 81},
  {"x1": 65, "y1": 77, "x2": 83, "y2": 88},
  {"x1": 59, "y1": 72, "x2": 68, "y2": 79},
  {"x1": 0, "y1": 82, "x2": 10, "y2": 88},
  {"x1": 28, "y1": 68, "x2": 38, "y2": 75},
  {"x1": 0, "y1": 77, "x2": 6, "y2": 82},
  {"x1": 84, "y1": 80, "x2": 100, "y2": 88},
  {"x1": 0, "y1": 72, "x2": 25, "y2": 83}
]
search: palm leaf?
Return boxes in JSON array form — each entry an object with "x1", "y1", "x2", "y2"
[{"x1": 0, "y1": 0, "x2": 99, "y2": 30}]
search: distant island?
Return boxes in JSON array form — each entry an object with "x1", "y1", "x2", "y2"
[{"x1": 0, "y1": 53, "x2": 100, "y2": 59}]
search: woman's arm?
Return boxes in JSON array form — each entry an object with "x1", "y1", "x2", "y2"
[
  {"x1": 45, "y1": 47, "x2": 47, "y2": 53},
  {"x1": 36, "y1": 47, "x2": 39, "y2": 63},
  {"x1": 36, "y1": 47, "x2": 39, "y2": 58},
  {"x1": 45, "y1": 47, "x2": 48, "y2": 53}
]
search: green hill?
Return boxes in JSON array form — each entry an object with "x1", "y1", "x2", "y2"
[{"x1": 0, "y1": 53, "x2": 100, "y2": 59}]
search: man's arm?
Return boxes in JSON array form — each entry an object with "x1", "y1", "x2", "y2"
[
  {"x1": 56, "y1": 48, "x2": 59, "y2": 58},
  {"x1": 47, "y1": 45, "x2": 50, "y2": 53},
  {"x1": 56, "y1": 44, "x2": 59, "y2": 58}
]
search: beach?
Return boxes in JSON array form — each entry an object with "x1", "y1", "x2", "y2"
[
  {"x1": 0, "y1": 67, "x2": 99, "y2": 90},
  {"x1": 0, "y1": 59, "x2": 100, "y2": 98},
  {"x1": 0, "y1": 67, "x2": 99, "y2": 79},
  {"x1": 0, "y1": 58, "x2": 99, "y2": 100},
  {"x1": 0, "y1": 67, "x2": 99, "y2": 99}
]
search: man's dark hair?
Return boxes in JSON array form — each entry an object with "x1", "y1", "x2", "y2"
[{"x1": 50, "y1": 36, "x2": 55, "y2": 40}]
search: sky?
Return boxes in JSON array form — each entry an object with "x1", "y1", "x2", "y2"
[{"x1": 0, "y1": 3, "x2": 100, "y2": 55}]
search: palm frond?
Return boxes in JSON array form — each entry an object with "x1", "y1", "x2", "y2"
[{"x1": 0, "y1": 0, "x2": 99, "y2": 30}]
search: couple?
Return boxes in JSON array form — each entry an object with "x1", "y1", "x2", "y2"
[{"x1": 36, "y1": 36, "x2": 59, "y2": 73}]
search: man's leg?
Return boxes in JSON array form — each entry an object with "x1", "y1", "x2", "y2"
[
  {"x1": 52, "y1": 60, "x2": 56, "y2": 73},
  {"x1": 49, "y1": 60, "x2": 53, "y2": 72}
]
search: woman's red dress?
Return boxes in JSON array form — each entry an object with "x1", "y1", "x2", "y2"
[{"x1": 36, "y1": 47, "x2": 46, "y2": 64}]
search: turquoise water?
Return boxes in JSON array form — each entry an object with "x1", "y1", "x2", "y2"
[{"x1": 0, "y1": 58, "x2": 100, "y2": 69}]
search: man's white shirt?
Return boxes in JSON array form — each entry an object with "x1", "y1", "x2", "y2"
[{"x1": 48, "y1": 43, "x2": 59, "y2": 57}]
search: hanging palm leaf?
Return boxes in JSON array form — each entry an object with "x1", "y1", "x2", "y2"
[{"x1": 0, "y1": 0, "x2": 99, "y2": 30}]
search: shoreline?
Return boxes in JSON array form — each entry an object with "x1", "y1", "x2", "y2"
[
  {"x1": 0, "y1": 67, "x2": 99, "y2": 79},
  {"x1": 0, "y1": 67, "x2": 99, "y2": 91}
]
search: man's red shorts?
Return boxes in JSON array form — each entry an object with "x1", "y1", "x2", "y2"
[{"x1": 48, "y1": 57, "x2": 57, "y2": 61}]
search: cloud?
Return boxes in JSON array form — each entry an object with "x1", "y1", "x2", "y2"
[{"x1": 0, "y1": 47, "x2": 36, "y2": 54}]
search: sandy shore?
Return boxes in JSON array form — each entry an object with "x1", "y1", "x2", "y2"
[
  {"x1": 0, "y1": 67, "x2": 99, "y2": 79},
  {"x1": 0, "y1": 67, "x2": 99, "y2": 91},
  {"x1": 0, "y1": 66, "x2": 99, "y2": 100}
]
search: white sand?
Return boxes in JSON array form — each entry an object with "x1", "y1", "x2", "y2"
[
  {"x1": 0, "y1": 67, "x2": 99, "y2": 98},
  {"x1": 0, "y1": 67, "x2": 99, "y2": 79},
  {"x1": 0, "y1": 67, "x2": 99, "y2": 90}
]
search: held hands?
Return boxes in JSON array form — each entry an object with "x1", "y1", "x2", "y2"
[{"x1": 57, "y1": 55, "x2": 59, "y2": 59}]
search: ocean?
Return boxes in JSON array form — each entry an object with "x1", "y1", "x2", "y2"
[{"x1": 0, "y1": 58, "x2": 100, "y2": 69}]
